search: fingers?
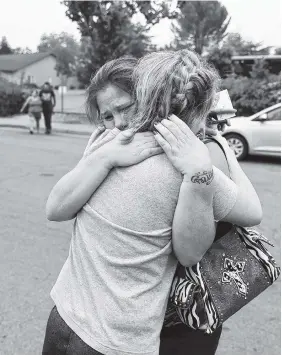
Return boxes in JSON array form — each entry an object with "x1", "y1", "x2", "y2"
[
  {"x1": 140, "y1": 138, "x2": 161, "y2": 149},
  {"x1": 134, "y1": 132, "x2": 154, "y2": 140},
  {"x1": 85, "y1": 127, "x2": 120, "y2": 156},
  {"x1": 95, "y1": 129, "x2": 112, "y2": 144},
  {"x1": 154, "y1": 121, "x2": 178, "y2": 146},
  {"x1": 140, "y1": 147, "x2": 163, "y2": 161},
  {"x1": 160, "y1": 118, "x2": 186, "y2": 141},
  {"x1": 168, "y1": 114, "x2": 194, "y2": 137},
  {"x1": 154, "y1": 132, "x2": 171, "y2": 156},
  {"x1": 85, "y1": 126, "x2": 105, "y2": 152}
]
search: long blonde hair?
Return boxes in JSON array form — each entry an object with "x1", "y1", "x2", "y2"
[{"x1": 131, "y1": 49, "x2": 220, "y2": 132}]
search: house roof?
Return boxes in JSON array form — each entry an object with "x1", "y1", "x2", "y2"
[
  {"x1": 0, "y1": 52, "x2": 56, "y2": 72},
  {"x1": 232, "y1": 55, "x2": 281, "y2": 61}
]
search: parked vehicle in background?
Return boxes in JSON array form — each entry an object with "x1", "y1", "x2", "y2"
[{"x1": 222, "y1": 103, "x2": 281, "y2": 160}]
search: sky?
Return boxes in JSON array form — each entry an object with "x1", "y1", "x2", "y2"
[{"x1": 0, "y1": 0, "x2": 281, "y2": 51}]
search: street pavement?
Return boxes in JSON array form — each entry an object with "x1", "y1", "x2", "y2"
[
  {"x1": 0, "y1": 128, "x2": 280, "y2": 355},
  {"x1": 0, "y1": 113, "x2": 93, "y2": 136}
]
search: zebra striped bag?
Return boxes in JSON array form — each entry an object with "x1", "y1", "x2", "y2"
[{"x1": 167, "y1": 225, "x2": 280, "y2": 334}]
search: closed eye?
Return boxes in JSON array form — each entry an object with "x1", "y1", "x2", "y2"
[
  {"x1": 103, "y1": 115, "x2": 113, "y2": 121},
  {"x1": 118, "y1": 103, "x2": 134, "y2": 113}
]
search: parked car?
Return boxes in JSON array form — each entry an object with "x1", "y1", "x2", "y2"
[{"x1": 222, "y1": 103, "x2": 281, "y2": 160}]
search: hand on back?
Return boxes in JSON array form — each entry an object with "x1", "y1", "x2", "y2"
[
  {"x1": 83, "y1": 126, "x2": 163, "y2": 168},
  {"x1": 153, "y1": 114, "x2": 213, "y2": 182}
]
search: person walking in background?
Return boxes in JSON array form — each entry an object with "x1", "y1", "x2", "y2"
[
  {"x1": 20, "y1": 89, "x2": 42, "y2": 135},
  {"x1": 39, "y1": 82, "x2": 56, "y2": 134}
]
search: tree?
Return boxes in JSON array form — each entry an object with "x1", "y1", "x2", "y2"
[
  {"x1": 0, "y1": 36, "x2": 13, "y2": 55},
  {"x1": 221, "y1": 63, "x2": 281, "y2": 116},
  {"x1": 13, "y1": 47, "x2": 33, "y2": 54},
  {"x1": 63, "y1": 1, "x2": 176, "y2": 85},
  {"x1": 222, "y1": 33, "x2": 270, "y2": 55},
  {"x1": 171, "y1": 1, "x2": 230, "y2": 54},
  {"x1": 37, "y1": 32, "x2": 79, "y2": 78},
  {"x1": 207, "y1": 46, "x2": 233, "y2": 78}
]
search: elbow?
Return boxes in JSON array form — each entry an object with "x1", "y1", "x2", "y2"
[
  {"x1": 251, "y1": 208, "x2": 263, "y2": 226},
  {"x1": 173, "y1": 247, "x2": 206, "y2": 268},
  {"x1": 246, "y1": 196, "x2": 263, "y2": 226},
  {"x1": 173, "y1": 230, "x2": 215, "y2": 267},
  {"x1": 177, "y1": 256, "x2": 203, "y2": 268},
  {"x1": 46, "y1": 204, "x2": 61, "y2": 222},
  {"x1": 244, "y1": 205, "x2": 263, "y2": 227},
  {"x1": 46, "y1": 208, "x2": 75, "y2": 222},
  {"x1": 46, "y1": 199, "x2": 74, "y2": 222}
]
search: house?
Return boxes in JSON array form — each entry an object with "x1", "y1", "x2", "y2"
[
  {"x1": 231, "y1": 55, "x2": 281, "y2": 76},
  {"x1": 0, "y1": 52, "x2": 61, "y2": 87}
]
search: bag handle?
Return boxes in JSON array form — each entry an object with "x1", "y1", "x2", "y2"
[
  {"x1": 204, "y1": 136, "x2": 232, "y2": 180},
  {"x1": 204, "y1": 136, "x2": 233, "y2": 237}
]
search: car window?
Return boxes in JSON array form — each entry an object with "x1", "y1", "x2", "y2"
[{"x1": 267, "y1": 108, "x2": 281, "y2": 121}]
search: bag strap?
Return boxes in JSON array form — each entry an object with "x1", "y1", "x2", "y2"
[
  {"x1": 204, "y1": 136, "x2": 231, "y2": 180},
  {"x1": 204, "y1": 136, "x2": 233, "y2": 237}
]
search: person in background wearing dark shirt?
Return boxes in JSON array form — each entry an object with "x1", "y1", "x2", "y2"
[{"x1": 39, "y1": 82, "x2": 56, "y2": 134}]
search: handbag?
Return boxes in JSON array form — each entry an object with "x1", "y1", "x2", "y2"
[{"x1": 165, "y1": 137, "x2": 281, "y2": 334}]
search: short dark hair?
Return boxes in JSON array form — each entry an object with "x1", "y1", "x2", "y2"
[{"x1": 85, "y1": 56, "x2": 137, "y2": 125}]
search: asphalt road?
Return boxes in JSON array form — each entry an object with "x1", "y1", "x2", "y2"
[{"x1": 0, "y1": 128, "x2": 280, "y2": 355}]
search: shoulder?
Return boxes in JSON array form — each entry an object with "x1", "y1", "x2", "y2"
[{"x1": 205, "y1": 140, "x2": 230, "y2": 177}]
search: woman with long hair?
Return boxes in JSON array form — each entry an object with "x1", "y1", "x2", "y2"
[{"x1": 43, "y1": 51, "x2": 261, "y2": 355}]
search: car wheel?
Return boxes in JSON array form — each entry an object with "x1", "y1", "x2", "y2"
[{"x1": 224, "y1": 134, "x2": 248, "y2": 160}]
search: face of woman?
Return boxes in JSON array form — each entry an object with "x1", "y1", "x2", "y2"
[{"x1": 96, "y1": 84, "x2": 135, "y2": 130}]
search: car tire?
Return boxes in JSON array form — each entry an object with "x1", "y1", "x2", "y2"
[{"x1": 224, "y1": 133, "x2": 248, "y2": 161}]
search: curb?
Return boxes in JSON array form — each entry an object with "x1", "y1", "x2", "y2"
[{"x1": 0, "y1": 124, "x2": 92, "y2": 136}]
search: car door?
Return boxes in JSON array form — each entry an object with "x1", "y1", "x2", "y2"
[{"x1": 251, "y1": 107, "x2": 281, "y2": 155}]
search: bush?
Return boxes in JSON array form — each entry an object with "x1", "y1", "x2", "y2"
[
  {"x1": 221, "y1": 62, "x2": 281, "y2": 116},
  {"x1": 0, "y1": 78, "x2": 25, "y2": 117}
]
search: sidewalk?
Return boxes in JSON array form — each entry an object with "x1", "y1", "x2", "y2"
[{"x1": 0, "y1": 113, "x2": 94, "y2": 136}]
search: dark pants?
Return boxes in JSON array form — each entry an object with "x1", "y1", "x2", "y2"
[
  {"x1": 43, "y1": 306, "x2": 222, "y2": 355},
  {"x1": 42, "y1": 307, "x2": 103, "y2": 355},
  {"x1": 42, "y1": 105, "x2": 53, "y2": 132}
]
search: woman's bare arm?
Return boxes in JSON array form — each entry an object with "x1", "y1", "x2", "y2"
[
  {"x1": 46, "y1": 150, "x2": 112, "y2": 221},
  {"x1": 46, "y1": 130, "x2": 162, "y2": 221},
  {"x1": 154, "y1": 116, "x2": 216, "y2": 267},
  {"x1": 20, "y1": 97, "x2": 31, "y2": 113},
  {"x1": 172, "y1": 177, "x2": 215, "y2": 267}
]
